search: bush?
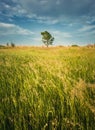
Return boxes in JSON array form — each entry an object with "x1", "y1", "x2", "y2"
[{"x1": 71, "y1": 44, "x2": 79, "y2": 47}]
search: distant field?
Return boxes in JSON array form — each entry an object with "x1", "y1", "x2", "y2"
[{"x1": 0, "y1": 47, "x2": 95, "y2": 130}]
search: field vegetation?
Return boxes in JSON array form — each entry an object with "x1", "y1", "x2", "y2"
[{"x1": 0, "y1": 46, "x2": 95, "y2": 130}]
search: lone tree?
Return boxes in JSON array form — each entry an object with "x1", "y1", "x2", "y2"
[{"x1": 41, "y1": 31, "x2": 54, "y2": 47}]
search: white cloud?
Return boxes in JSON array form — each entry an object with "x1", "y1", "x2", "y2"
[
  {"x1": 40, "y1": 0, "x2": 48, "y2": 5},
  {"x1": 25, "y1": 15, "x2": 61, "y2": 25},
  {"x1": 62, "y1": 33, "x2": 72, "y2": 38},
  {"x1": 38, "y1": 17, "x2": 59, "y2": 24},
  {"x1": 48, "y1": 30, "x2": 73, "y2": 45},
  {"x1": 4, "y1": 4, "x2": 10, "y2": 9},
  {"x1": 0, "y1": 23, "x2": 15, "y2": 28},
  {"x1": 12, "y1": 5, "x2": 27, "y2": 15},
  {"x1": 78, "y1": 25, "x2": 95, "y2": 32},
  {"x1": 10, "y1": 0, "x2": 95, "y2": 19},
  {"x1": 56, "y1": 0, "x2": 60, "y2": 5},
  {"x1": 0, "y1": 2, "x2": 27, "y2": 18},
  {"x1": 52, "y1": 30, "x2": 72, "y2": 38},
  {"x1": 0, "y1": 22, "x2": 34, "y2": 35},
  {"x1": 1, "y1": 0, "x2": 95, "y2": 27},
  {"x1": 32, "y1": 37, "x2": 41, "y2": 42}
]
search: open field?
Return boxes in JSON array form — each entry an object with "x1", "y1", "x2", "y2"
[{"x1": 0, "y1": 47, "x2": 95, "y2": 130}]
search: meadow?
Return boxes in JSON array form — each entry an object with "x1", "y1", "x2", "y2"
[{"x1": 0, "y1": 46, "x2": 95, "y2": 130}]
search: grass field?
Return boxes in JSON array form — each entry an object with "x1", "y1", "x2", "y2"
[{"x1": 0, "y1": 47, "x2": 95, "y2": 130}]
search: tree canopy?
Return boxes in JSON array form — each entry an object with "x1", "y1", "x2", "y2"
[{"x1": 41, "y1": 31, "x2": 54, "y2": 47}]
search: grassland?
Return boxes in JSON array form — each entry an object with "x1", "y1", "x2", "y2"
[{"x1": 0, "y1": 47, "x2": 95, "y2": 130}]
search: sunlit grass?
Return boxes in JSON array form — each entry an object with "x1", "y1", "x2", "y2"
[{"x1": 0, "y1": 47, "x2": 95, "y2": 130}]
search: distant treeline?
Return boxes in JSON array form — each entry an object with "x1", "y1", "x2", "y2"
[
  {"x1": 0, "y1": 42, "x2": 15, "y2": 48},
  {"x1": 0, "y1": 43, "x2": 95, "y2": 49}
]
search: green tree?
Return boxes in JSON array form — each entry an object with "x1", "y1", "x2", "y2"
[
  {"x1": 6, "y1": 43, "x2": 9, "y2": 47},
  {"x1": 11, "y1": 42, "x2": 15, "y2": 47},
  {"x1": 41, "y1": 31, "x2": 54, "y2": 47}
]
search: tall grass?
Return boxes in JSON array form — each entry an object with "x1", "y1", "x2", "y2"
[{"x1": 0, "y1": 47, "x2": 95, "y2": 130}]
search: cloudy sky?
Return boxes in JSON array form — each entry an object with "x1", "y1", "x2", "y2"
[{"x1": 0, "y1": 0, "x2": 95, "y2": 46}]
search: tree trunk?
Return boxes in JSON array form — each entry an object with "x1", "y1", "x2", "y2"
[{"x1": 46, "y1": 41, "x2": 48, "y2": 47}]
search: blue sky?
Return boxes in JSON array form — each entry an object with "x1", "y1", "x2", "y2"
[{"x1": 0, "y1": 0, "x2": 95, "y2": 46}]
